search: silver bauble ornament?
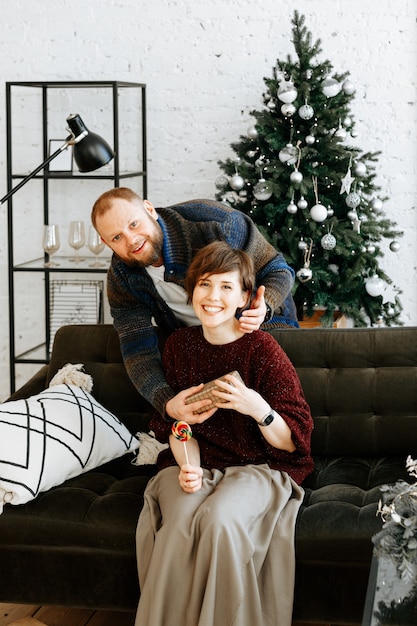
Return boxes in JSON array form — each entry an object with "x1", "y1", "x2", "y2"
[
  {"x1": 229, "y1": 174, "x2": 245, "y2": 191},
  {"x1": 371, "y1": 198, "x2": 383, "y2": 211},
  {"x1": 354, "y1": 162, "x2": 367, "y2": 177},
  {"x1": 298, "y1": 104, "x2": 314, "y2": 120},
  {"x1": 345, "y1": 192, "x2": 361, "y2": 208},
  {"x1": 253, "y1": 179, "x2": 273, "y2": 201},
  {"x1": 367, "y1": 244, "x2": 376, "y2": 254},
  {"x1": 347, "y1": 209, "x2": 358, "y2": 220},
  {"x1": 342, "y1": 79, "x2": 355, "y2": 95},
  {"x1": 290, "y1": 169, "x2": 303, "y2": 184},
  {"x1": 365, "y1": 275, "x2": 384, "y2": 297},
  {"x1": 286, "y1": 202, "x2": 298, "y2": 214},
  {"x1": 310, "y1": 203, "x2": 327, "y2": 222},
  {"x1": 305, "y1": 134, "x2": 315, "y2": 145},
  {"x1": 327, "y1": 207, "x2": 334, "y2": 217},
  {"x1": 334, "y1": 127, "x2": 347, "y2": 140},
  {"x1": 389, "y1": 240, "x2": 400, "y2": 252},
  {"x1": 247, "y1": 125, "x2": 258, "y2": 139},
  {"x1": 298, "y1": 240, "x2": 308, "y2": 250},
  {"x1": 297, "y1": 196, "x2": 308, "y2": 210},
  {"x1": 246, "y1": 150, "x2": 257, "y2": 158},
  {"x1": 386, "y1": 306, "x2": 395, "y2": 316},
  {"x1": 267, "y1": 101, "x2": 276, "y2": 110},
  {"x1": 321, "y1": 233, "x2": 337, "y2": 250},
  {"x1": 321, "y1": 77, "x2": 341, "y2": 97},
  {"x1": 281, "y1": 103, "x2": 296, "y2": 117},
  {"x1": 277, "y1": 81, "x2": 298, "y2": 103},
  {"x1": 297, "y1": 266, "x2": 313, "y2": 283},
  {"x1": 278, "y1": 143, "x2": 298, "y2": 165}
]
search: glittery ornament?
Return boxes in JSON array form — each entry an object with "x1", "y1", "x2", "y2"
[
  {"x1": 277, "y1": 81, "x2": 298, "y2": 103},
  {"x1": 298, "y1": 104, "x2": 314, "y2": 120},
  {"x1": 345, "y1": 192, "x2": 361, "y2": 208},
  {"x1": 253, "y1": 179, "x2": 273, "y2": 201},
  {"x1": 321, "y1": 233, "x2": 336, "y2": 250},
  {"x1": 278, "y1": 143, "x2": 298, "y2": 164}
]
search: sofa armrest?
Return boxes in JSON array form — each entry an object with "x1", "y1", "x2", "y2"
[{"x1": 7, "y1": 365, "x2": 50, "y2": 401}]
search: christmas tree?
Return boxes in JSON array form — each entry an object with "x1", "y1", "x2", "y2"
[{"x1": 215, "y1": 11, "x2": 402, "y2": 327}]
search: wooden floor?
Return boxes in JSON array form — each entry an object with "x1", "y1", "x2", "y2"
[
  {"x1": 0, "y1": 604, "x2": 333, "y2": 626},
  {"x1": 0, "y1": 604, "x2": 136, "y2": 626}
]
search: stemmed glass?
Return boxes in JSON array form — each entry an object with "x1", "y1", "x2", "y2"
[
  {"x1": 88, "y1": 226, "x2": 106, "y2": 267},
  {"x1": 43, "y1": 225, "x2": 61, "y2": 267},
  {"x1": 68, "y1": 220, "x2": 86, "y2": 263}
]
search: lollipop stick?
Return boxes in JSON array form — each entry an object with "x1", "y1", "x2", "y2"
[{"x1": 183, "y1": 441, "x2": 189, "y2": 465}]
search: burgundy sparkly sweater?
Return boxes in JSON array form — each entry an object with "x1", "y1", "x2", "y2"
[{"x1": 150, "y1": 327, "x2": 314, "y2": 485}]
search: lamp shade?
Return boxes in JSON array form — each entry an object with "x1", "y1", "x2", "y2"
[{"x1": 66, "y1": 113, "x2": 114, "y2": 173}]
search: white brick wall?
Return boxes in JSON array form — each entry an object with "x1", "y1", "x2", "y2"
[{"x1": 0, "y1": 0, "x2": 416, "y2": 400}]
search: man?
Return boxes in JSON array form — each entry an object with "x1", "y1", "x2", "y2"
[{"x1": 92, "y1": 187, "x2": 299, "y2": 418}]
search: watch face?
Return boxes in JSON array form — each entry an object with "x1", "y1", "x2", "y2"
[{"x1": 262, "y1": 413, "x2": 274, "y2": 426}]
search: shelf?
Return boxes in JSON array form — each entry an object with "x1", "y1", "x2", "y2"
[{"x1": 14, "y1": 256, "x2": 111, "y2": 272}]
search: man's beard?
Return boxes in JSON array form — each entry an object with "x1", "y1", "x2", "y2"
[{"x1": 120, "y1": 225, "x2": 164, "y2": 268}]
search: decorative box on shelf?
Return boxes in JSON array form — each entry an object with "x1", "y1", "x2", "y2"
[{"x1": 299, "y1": 308, "x2": 348, "y2": 328}]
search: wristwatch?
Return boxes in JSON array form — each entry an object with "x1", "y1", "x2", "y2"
[{"x1": 258, "y1": 409, "x2": 277, "y2": 427}]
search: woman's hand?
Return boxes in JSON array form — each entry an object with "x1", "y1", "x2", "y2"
[
  {"x1": 166, "y1": 384, "x2": 218, "y2": 424},
  {"x1": 211, "y1": 373, "x2": 270, "y2": 420},
  {"x1": 178, "y1": 464, "x2": 203, "y2": 493}
]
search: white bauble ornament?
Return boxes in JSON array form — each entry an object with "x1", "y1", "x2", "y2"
[
  {"x1": 365, "y1": 275, "x2": 384, "y2": 297},
  {"x1": 345, "y1": 191, "x2": 361, "y2": 208},
  {"x1": 247, "y1": 125, "x2": 258, "y2": 139},
  {"x1": 277, "y1": 81, "x2": 298, "y2": 103},
  {"x1": 229, "y1": 174, "x2": 245, "y2": 191},
  {"x1": 327, "y1": 207, "x2": 334, "y2": 217},
  {"x1": 297, "y1": 196, "x2": 308, "y2": 210},
  {"x1": 267, "y1": 101, "x2": 276, "y2": 110},
  {"x1": 246, "y1": 150, "x2": 257, "y2": 159},
  {"x1": 281, "y1": 103, "x2": 296, "y2": 117},
  {"x1": 389, "y1": 240, "x2": 400, "y2": 252},
  {"x1": 334, "y1": 127, "x2": 347, "y2": 140},
  {"x1": 279, "y1": 143, "x2": 298, "y2": 164},
  {"x1": 299, "y1": 104, "x2": 314, "y2": 120},
  {"x1": 305, "y1": 134, "x2": 315, "y2": 145},
  {"x1": 367, "y1": 244, "x2": 376, "y2": 254},
  {"x1": 386, "y1": 306, "x2": 395, "y2": 317},
  {"x1": 342, "y1": 79, "x2": 355, "y2": 95},
  {"x1": 347, "y1": 209, "x2": 358, "y2": 221},
  {"x1": 371, "y1": 198, "x2": 383, "y2": 211},
  {"x1": 310, "y1": 203, "x2": 327, "y2": 222},
  {"x1": 298, "y1": 240, "x2": 308, "y2": 250},
  {"x1": 253, "y1": 179, "x2": 273, "y2": 201},
  {"x1": 354, "y1": 162, "x2": 367, "y2": 177},
  {"x1": 290, "y1": 169, "x2": 303, "y2": 184},
  {"x1": 321, "y1": 233, "x2": 336, "y2": 250},
  {"x1": 322, "y1": 77, "x2": 341, "y2": 97},
  {"x1": 286, "y1": 202, "x2": 298, "y2": 214},
  {"x1": 297, "y1": 266, "x2": 313, "y2": 283}
]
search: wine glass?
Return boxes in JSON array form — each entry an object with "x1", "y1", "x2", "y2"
[
  {"x1": 43, "y1": 225, "x2": 60, "y2": 267},
  {"x1": 68, "y1": 221, "x2": 86, "y2": 262},
  {"x1": 88, "y1": 226, "x2": 106, "y2": 267}
]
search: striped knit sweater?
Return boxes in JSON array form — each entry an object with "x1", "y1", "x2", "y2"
[{"x1": 107, "y1": 199, "x2": 299, "y2": 414}]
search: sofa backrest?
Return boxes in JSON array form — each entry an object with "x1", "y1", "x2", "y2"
[{"x1": 49, "y1": 325, "x2": 417, "y2": 457}]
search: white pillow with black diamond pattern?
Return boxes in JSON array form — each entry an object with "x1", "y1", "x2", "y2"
[{"x1": 0, "y1": 384, "x2": 139, "y2": 512}]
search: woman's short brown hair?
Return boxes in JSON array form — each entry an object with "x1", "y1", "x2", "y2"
[{"x1": 185, "y1": 241, "x2": 255, "y2": 304}]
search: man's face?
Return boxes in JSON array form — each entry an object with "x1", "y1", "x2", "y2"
[{"x1": 95, "y1": 198, "x2": 163, "y2": 267}]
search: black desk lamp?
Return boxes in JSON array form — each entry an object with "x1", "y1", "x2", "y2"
[{"x1": 1, "y1": 113, "x2": 114, "y2": 204}]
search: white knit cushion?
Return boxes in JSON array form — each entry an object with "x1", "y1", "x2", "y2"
[{"x1": 0, "y1": 384, "x2": 138, "y2": 512}]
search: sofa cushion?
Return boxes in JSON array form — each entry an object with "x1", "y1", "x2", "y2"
[{"x1": 0, "y1": 383, "x2": 139, "y2": 510}]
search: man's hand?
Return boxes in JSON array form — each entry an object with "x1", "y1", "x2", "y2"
[
  {"x1": 165, "y1": 384, "x2": 218, "y2": 424},
  {"x1": 239, "y1": 285, "x2": 267, "y2": 333}
]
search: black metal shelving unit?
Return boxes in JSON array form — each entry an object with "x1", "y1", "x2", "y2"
[{"x1": 5, "y1": 80, "x2": 147, "y2": 393}]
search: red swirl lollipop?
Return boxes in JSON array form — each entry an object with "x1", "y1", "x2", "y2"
[{"x1": 172, "y1": 421, "x2": 192, "y2": 463}]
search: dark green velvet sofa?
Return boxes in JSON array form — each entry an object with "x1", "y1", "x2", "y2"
[{"x1": 1, "y1": 324, "x2": 416, "y2": 625}]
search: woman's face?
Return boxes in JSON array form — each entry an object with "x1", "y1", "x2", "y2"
[{"x1": 192, "y1": 270, "x2": 249, "y2": 330}]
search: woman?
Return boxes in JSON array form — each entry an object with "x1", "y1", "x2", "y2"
[{"x1": 135, "y1": 241, "x2": 313, "y2": 626}]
